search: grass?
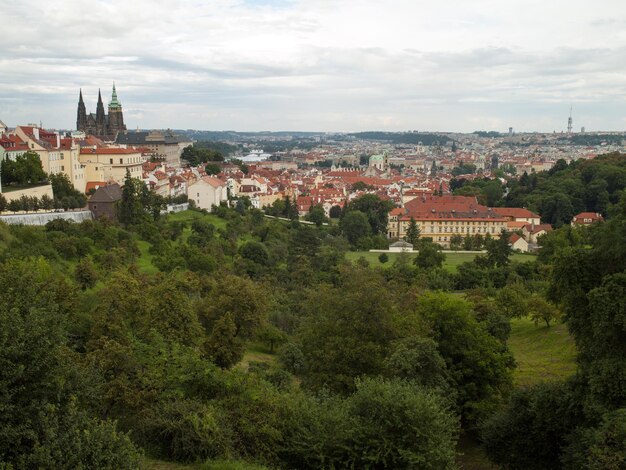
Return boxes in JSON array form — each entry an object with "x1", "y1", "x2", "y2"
[
  {"x1": 508, "y1": 316, "x2": 577, "y2": 386},
  {"x1": 167, "y1": 210, "x2": 228, "y2": 230},
  {"x1": 237, "y1": 343, "x2": 277, "y2": 371},
  {"x1": 345, "y1": 250, "x2": 536, "y2": 272},
  {"x1": 136, "y1": 239, "x2": 159, "y2": 274}
]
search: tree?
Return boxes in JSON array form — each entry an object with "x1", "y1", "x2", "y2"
[
  {"x1": 343, "y1": 377, "x2": 458, "y2": 469},
  {"x1": 415, "y1": 292, "x2": 515, "y2": 423},
  {"x1": 203, "y1": 312, "x2": 245, "y2": 368},
  {"x1": 202, "y1": 275, "x2": 268, "y2": 339},
  {"x1": 449, "y1": 234, "x2": 463, "y2": 250},
  {"x1": 414, "y1": 240, "x2": 446, "y2": 269},
  {"x1": 329, "y1": 205, "x2": 342, "y2": 219},
  {"x1": 339, "y1": 210, "x2": 371, "y2": 246},
  {"x1": 305, "y1": 204, "x2": 327, "y2": 226},
  {"x1": 404, "y1": 217, "x2": 420, "y2": 246},
  {"x1": 527, "y1": 294, "x2": 561, "y2": 328},
  {"x1": 205, "y1": 163, "x2": 221, "y2": 175},
  {"x1": 0, "y1": 193, "x2": 6, "y2": 212},
  {"x1": 486, "y1": 230, "x2": 512, "y2": 267},
  {"x1": 384, "y1": 336, "x2": 451, "y2": 391},
  {"x1": 378, "y1": 253, "x2": 389, "y2": 264},
  {"x1": 257, "y1": 324, "x2": 287, "y2": 353},
  {"x1": 481, "y1": 380, "x2": 584, "y2": 470},
  {"x1": 118, "y1": 169, "x2": 144, "y2": 225},
  {"x1": 344, "y1": 194, "x2": 394, "y2": 235},
  {"x1": 239, "y1": 240, "x2": 270, "y2": 266},
  {"x1": 298, "y1": 268, "x2": 397, "y2": 393},
  {"x1": 74, "y1": 257, "x2": 98, "y2": 290}
]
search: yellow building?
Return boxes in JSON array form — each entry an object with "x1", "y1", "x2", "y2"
[
  {"x1": 79, "y1": 147, "x2": 143, "y2": 186},
  {"x1": 388, "y1": 196, "x2": 508, "y2": 248},
  {"x1": 14, "y1": 126, "x2": 86, "y2": 192}
]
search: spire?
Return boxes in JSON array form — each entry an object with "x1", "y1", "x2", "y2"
[
  {"x1": 109, "y1": 82, "x2": 121, "y2": 108},
  {"x1": 76, "y1": 88, "x2": 87, "y2": 131},
  {"x1": 96, "y1": 88, "x2": 106, "y2": 130}
]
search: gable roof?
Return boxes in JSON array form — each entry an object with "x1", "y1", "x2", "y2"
[{"x1": 89, "y1": 183, "x2": 122, "y2": 203}]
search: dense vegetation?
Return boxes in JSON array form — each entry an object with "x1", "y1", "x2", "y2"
[{"x1": 2, "y1": 154, "x2": 626, "y2": 468}]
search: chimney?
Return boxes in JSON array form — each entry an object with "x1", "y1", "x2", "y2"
[{"x1": 33, "y1": 127, "x2": 39, "y2": 140}]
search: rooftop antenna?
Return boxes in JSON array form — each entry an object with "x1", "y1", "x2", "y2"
[{"x1": 567, "y1": 105, "x2": 573, "y2": 134}]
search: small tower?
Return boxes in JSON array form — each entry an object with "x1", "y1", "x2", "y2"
[
  {"x1": 107, "y1": 82, "x2": 126, "y2": 136},
  {"x1": 567, "y1": 106, "x2": 573, "y2": 134},
  {"x1": 76, "y1": 89, "x2": 87, "y2": 131}
]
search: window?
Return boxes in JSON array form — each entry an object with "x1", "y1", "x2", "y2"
[
  {"x1": 110, "y1": 158, "x2": 113, "y2": 164},
  {"x1": 120, "y1": 158, "x2": 123, "y2": 164},
  {"x1": 92, "y1": 205, "x2": 97, "y2": 210}
]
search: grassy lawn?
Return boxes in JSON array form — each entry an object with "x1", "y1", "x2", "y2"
[
  {"x1": 345, "y1": 251, "x2": 536, "y2": 272},
  {"x1": 508, "y1": 316, "x2": 577, "y2": 386},
  {"x1": 236, "y1": 342, "x2": 278, "y2": 372},
  {"x1": 136, "y1": 239, "x2": 159, "y2": 274},
  {"x1": 167, "y1": 210, "x2": 228, "y2": 230}
]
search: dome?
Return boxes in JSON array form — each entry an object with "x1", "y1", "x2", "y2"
[{"x1": 369, "y1": 154, "x2": 384, "y2": 163}]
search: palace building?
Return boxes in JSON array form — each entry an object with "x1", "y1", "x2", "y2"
[
  {"x1": 387, "y1": 195, "x2": 508, "y2": 248},
  {"x1": 76, "y1": 84, "x2": 126, "y2": 140}
]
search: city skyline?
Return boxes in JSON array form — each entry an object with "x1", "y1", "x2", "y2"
[{"x1": 1, "y1": 0, "x2": 626, "y2": 132}]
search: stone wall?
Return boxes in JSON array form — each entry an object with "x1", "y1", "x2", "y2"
[{"x1": 0, "y1": 210, "x2": 92, "y2": 226}]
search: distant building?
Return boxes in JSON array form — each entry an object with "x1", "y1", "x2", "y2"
[
  {"x1": 571, "y1": 212, "x2": 604, "y2": 226},
  {"x1": 509, "y1": 233, "x2": 529, "y2": 252},
  {"x1": 188, "y1": 176, "x2": 228, "y2": 210},
  {"x1": 88, "y1": 183, "x2": 122, "y2": 220},
  {"x1": 76, "y1": 84, "x2": 126, "y2": 140},
  {"x1": 116, "y1": 130, "x2": 191, "y2": 167},
  {"x1": 79, "y1": 146, "x2": 143, "y2": 186},
  {"x1": 388, "y1": 196, "x2": 508, "y2": 248}
]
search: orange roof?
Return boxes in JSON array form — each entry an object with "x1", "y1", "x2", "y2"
[{"x1": 80, "y1": 147, "x2": 141, "y2": 155}]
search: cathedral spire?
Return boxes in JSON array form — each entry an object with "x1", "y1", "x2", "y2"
[
  {"x1": 109, "y1": 82, "x2": 121, "y2": 109},
  {"x1": 76, "y1": 89, "x2": 87, "y2": 131}
]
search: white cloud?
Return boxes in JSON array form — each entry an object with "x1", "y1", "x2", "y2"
[{"x1": 0, "y1": 0, "x2": 625, "y2": 131}]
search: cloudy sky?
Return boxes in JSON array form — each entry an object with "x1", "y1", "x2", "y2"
[{"x1": 1, "y1": 0, "x2": 626, "y2": 132}]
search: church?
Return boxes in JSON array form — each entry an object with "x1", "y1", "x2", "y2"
[{"x1": 76, "y1": 84, "x2": 126, "y2": 140}]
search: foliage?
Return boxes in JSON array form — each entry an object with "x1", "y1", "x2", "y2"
[
  {"x1": 481, "y1": 380, "x2": 585, "y2": 470},
  {"x1": 1, "y1": 150, "x2": 46, "y2": 186}
]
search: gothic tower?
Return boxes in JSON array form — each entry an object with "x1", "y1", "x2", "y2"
[
  {"x1": 76, "y1": 89, "x2": 87, "y2": 131},
  {"x1": 95, "y1": 89, "x2": 106, "y2": 136},
  {"x1": 107, "y1": 83, "x2": 126, "y2": 135}
]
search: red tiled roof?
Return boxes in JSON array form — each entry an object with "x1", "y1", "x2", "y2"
[{"x1": 80, "y1": 147, "x2": 141, "y2": 155}]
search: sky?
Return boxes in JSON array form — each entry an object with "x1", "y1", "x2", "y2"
[{"x1": 1, "y1": 0, "x2": 626, "y2": 133}]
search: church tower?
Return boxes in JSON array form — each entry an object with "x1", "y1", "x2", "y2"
[
  {"x1": 107, "y1": 83, "x2": 126, "y2": 136},
  {"x1": 95, "y1": 89, "x2": 106, "y2": 136},
  {"x1": 76, "y1": 89, "x2": 87, "y2": 131}
]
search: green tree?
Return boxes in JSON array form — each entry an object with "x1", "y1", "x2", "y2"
[
  {"x1": 298, "y1": 269, "x2": 397, "y2": 393},
  {"x1": 404, "y1": 217, "x2": 420, "y2": 246},
  {"x1": 203, "y1": 312, "x2": 245, "y2": 368},
  {"x1": 449, "y1": 234, "x2": 463, "y2": 250},
  {"x1": 339, "y1": 210, "x2": 371, "y2": 246},
  {"x1": 205, "y1": 163, "x2": 221, "y2": 175},
  {"x1": 415, "y1": 292, "x2": 515, "y2": 423},
  {"x1": 527, "y1": 294, "x2": 561, "y2": 328},
  {"x1": 414, "y1": 240, "x2": 446, "y2": 269},
  {"x1": 345, "y1": 194, "x2": 394, "y2": 235},
  {"x1": 305, "y1": 204, "x2": 327, "y2": 226},
  {"x1": 74, "y1": 257, "x2": 98, "y2": 290},
  {"x1": 486, "y1": 230, "x2": 512, "y2": 267}
]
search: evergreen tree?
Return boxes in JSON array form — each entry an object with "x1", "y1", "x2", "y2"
[{"x1": 404, "y1": 217, "x2": 420, "y2": 246}]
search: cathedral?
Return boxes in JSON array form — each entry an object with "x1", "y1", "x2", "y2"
[{"x1": 76, "y1": 84, "x2": 126, "y2": 139}]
